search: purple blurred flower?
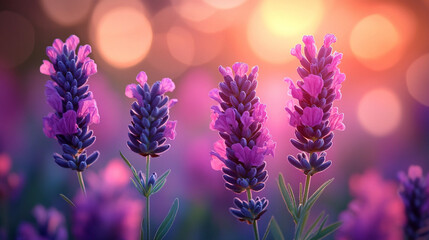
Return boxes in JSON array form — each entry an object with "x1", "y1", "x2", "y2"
[
  {"x1": 285, "y1": 34, "x2": 345, "y2": 175},
  {"x1": 336, "y1": 170, "x2": 405, "y2": 240},
  {"x1": 40, "y1": 35, "x2": 100, "y2": 171},
  {"x1": 0, "y1": 153, "x2": 21, "y2": 200},
  {"x1": 17, "y1": 205, "x2": 68, "y2": 240},
  {"x1": 72, "y1": 159, "x2": 143, "y2": 240},
  {"x1": 209, "y1": 62, "x2": 275, "y2": 193},
  {"x1": 398, "y1": 165, "x2": 429, "y2": 239},
  {"x1": 125, "y1": 71, "x2": 177, "y2": 157}
]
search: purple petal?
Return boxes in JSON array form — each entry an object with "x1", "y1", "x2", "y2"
[
  {"x1": 232, "y1": 144, "x2": 264, "y2": 167},
  {"x1": 285, "y1": 100, "x2": 300, "y2": 127},
  {"x1": 209, "y1": 88, "x2": 221, "y2": 103},
  {"x1": 43, "y1": 113, "x2": 59, "y2": 138},
  {"x1": 328, "y1": 107, "x2": 345, "y2": 131},
  {"x1": 159, "y1": 78, "x2": 175, "y2": 94},
  {"x1": 46, "y1": 46, "x2": 58, "y2": 63},
  {"x1": 291, "y1": 44, "x2": 303, "y2": 60},
  {"x1": 125, "y1": 84, "x2": 143, "y2": 104},
  {"x1": 40, "y1": 60, "x2": 55, "y2": 76},
  {"x1": 65, "y1": 35, "x2": 79, "y2": 51},
  {"x1": 327, "y1": 52, "x2": 343, "y2": 72},
  {"x1": 52, "y1": 38, "x2": 64, "y2": 53},
  {"x1": 45, "y1": 80, "x2": 62, "y2": 112},
  {"x1": 164, "y1": 120, "x2": 177, "y2": 140},
  {"x1": 219, "y1": 65, "x2": 233, "y2": 77},
  {"x1": 303, "y1": 35, "x2": 317, "y2": 59},
  {"x1": 83, "y1": 60, "x2": 97, "y2": 76},
  {"x1": 136, "y1": 71, "x2": 147, "y2": 86},
  {"x1": 77, "y1": 44, "x2": 91, "y2": 63},
  {"x1": 54, "y1": 110, "x2": 78, "y2": 135},
  {"x1": 252, "y1": 103, "x2": 267, "y2": 123},
  {"x1": 232, "y1": 62, "x2": 248, "y2": 77},
  {"x1": 301, "y1": 107, "x2": 323, "y2": 127},
  {"x1": 78, "y1": 93, "x2": 100, "y2": 125},
  {"x1": 210, "y1": 140, "x2": 226, "y2": 171},
  {"x1": 214, "y1": 108, "x2": 238, "y2": 133},
  {"x1": 168, "y1": 99, "x2": 178, "y2": 108},
  {"x1": 324, "y1": 34, "x2": 336, "y2": 48},
  {"x1": 300, "y1": 74, "x2": 323, "y2": 98},
  {"x1": 284, "y1": 78, "x2": 303, "y2": 100}
]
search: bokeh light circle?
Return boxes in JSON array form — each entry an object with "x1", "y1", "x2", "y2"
[
  {"x1": 406, "y1": 54, "x2": 429, "y2": 106},
  {"x1": 350, "y1": 14, "x2": 399, "y2": 60},
  {"x1": 358, "y1": 89, "x2": 401, "y2": 136},
  {"x1": 166, "y1": 26, "x2": 195, "y2": 65},
  {"x1": 203, "y1": 0, "x2": 247, "y2": 9},
  {"x1": 0, "y1": 11, "x2": 35, "y2": 68},
  {"x1": 94, "y1": 6, "x2": 153, "y2": 68},
  {"x1": 171, "y1": 0, "x2": 216, "y2": 22},
  {"x1": 247, "y1": 0, "x2": 324, "y2": 64},
  {"x1": 40, "y1": 0, "x2": 92, "y2": 26}
]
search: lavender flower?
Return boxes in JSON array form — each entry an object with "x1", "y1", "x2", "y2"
[
  {"x1": 210, "y1": 62, "x2": 275, "y2": 193},
  {"x1": 72, "y1": 160, "x2": 143, "y2": 240},
  {"x1": 125, "y1": 71, "x2": 177, "y2": 157},
  {"x1": 336, "y1": 170, "x2": 404, "y2": 240},
  {"x1": 17, "y1": 205, "x2": 68, "y2": 240},
  {"x1": 398, "y1": 165, "x2": 429, "y2": 239},
  {"x1": 230, "y1": 197, "x2": 269, "y2": 224},
  {"x1": 41, "y1": 35, "x2": 99, "y2": 172},
  {"x1": 285, "y1": 34, "x2": 345, "y2": 175}
]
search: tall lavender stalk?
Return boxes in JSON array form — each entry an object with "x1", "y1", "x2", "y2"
[
  {"x1": 399, "y1": 165, "x2": 429, "y2": 239},
  {"x1": 279, "y1": 34, "x2": 345, "y2": 240},
  {"x1": 120, "y1": 71, "x2": 179, "y2": 240},
  {"x1": 41, "y1": 35, "x2": 99, "y2": 195},
  {"x1": 210, "y1": 62, "x2": 276, "y2": 240}
]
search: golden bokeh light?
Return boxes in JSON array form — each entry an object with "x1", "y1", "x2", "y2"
[
  {"x1": 247, "y1": 0, "x2": 324, "y2": 64},
  {"x1": 167, "y1": 26, "x2": 195, "y2": 65},
  {"x1": 406, "y1": 54, "x2": 429, "y2": 106},
  {"x1": 40, "y1": 0, "x2": 92, "y2": 26},
  {"x1": 203, "y1": 0, "x2": 247, "y2": 9},
  {"x1": 358, "y1": 89, "x2": 401, "y2": 137},
  {"x1": 350, "y1": 14, "x2": 399, "y2": 60},
  {"x1": 171, "y1": 0, "x2": 216, "y2": 22},
  {"x1": 94, "y1": 6, "x2": 153, "y2": 68},
  {"x1": 0, "y1": 11, "x2": 34, "y2": 68}
]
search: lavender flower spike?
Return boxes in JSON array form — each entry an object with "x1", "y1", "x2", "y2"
[
  {"x1": 398, "y1": 165, "x2": 429, "y2": 240},
  {"x1": 41, "y1": 35, "x2": 99, "y2": 172},
  {"x1": 210, "y1": 62, "x2": 276, "y2": 193},
  {"x1": 285, "y1": 34, "x2": 345, "y2": 175},
  {"x1": 125, "y1": 71, "x2": 177, "y2": 157}
]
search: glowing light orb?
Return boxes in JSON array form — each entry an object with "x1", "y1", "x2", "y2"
[
  {"x1": 358, "y1": 89, "x2": 401, "y2": 137},
  {"x1": 40, "y1": 0, "x2": 92, "y2": 26},
  {"x1": 350, "y1": 14, "x2": 399, "y2": 60},
  {"x1": 166, "y1": 26, "x2": 195, "y2": 65},
  {"x1": 247, "y1": 0, "x2": 324, "y2": 64},
  {"x1": 203, "y1": 0, "x2": 247, "y2": 9},
  {"x1": 171, "y1": 0, "x2": 216, "y2": 22},
  {"x1": 95, "y1": 6, "x2": 152, "y2": 68},
  {"x1": 0, "y1": 11, "x2": 34, "y2": 68},
  {"x1": 406, "y1": 54, "x2": 429, "y2": 106}
]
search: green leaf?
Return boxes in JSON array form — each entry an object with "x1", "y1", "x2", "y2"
[
  {"x1": 59, "y1": 194, "x2": 76, "y2": 208},
  {"x1": 154, "y1": 198, "x2": 179, "y2": 240},
  {"x1": 295, "y1": 209, "x2": 309, "y2": 240},
  {"x1": 287, "y1": 183, "x2": 297, "y2": 211},
  {"x1": 299, "y1": 182, "x2": 303, "y2": 204},
  {"x1": 303, "y1": 212, "x2": 325, "y2": 240},
  {"x1": 262, "y1": 216, "x2": 285, "y2": 240},
  {"x1": 303, "y1": 179, "x2": 334, "y2": 213},
  {"x1": 308, "y1": 221, "x2": 342, "y2": 240},
  {"x1": 120, "y1": 151, "x2": 144, "y2": 190},
  {"x1": 141, "y1": 216, "x2": 146, "y2": 240},
  {"x1": 151, "y1": 169, "x2": 171, "y2": 195},
  {"x1": 278, "y1": 174, "x2": 297, "y2": 223}
]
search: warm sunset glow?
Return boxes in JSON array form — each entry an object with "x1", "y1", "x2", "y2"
[
  {"x1": 203, "y1": 0, "x2": 247, "y2": 9},
  {"x1": 166, "y1": 26, "x2": 195, "y2": 65},
  {"x1": 94, "y1": 7, "x2": 152, "y2": 68},
  {"x1": 40, "y1": 0, "x2": 92, "y2": 26},
  {"x1": 406, "y1": 54, "x2": 429, "y2": 106},
  {"x1": 171, "y1": 0, "x2": 216, "y2": 22},
  {"x1": 358, "y1": 89, "x2": 401, "y2": 136},
  {"x1": 247, "y1": 0, "x2": 324, "y2": 64}
]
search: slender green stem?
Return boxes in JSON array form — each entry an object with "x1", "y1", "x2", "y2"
[
  {"x1": 145, "y1": 155, "x2": 151, "y2": 240},
  {"x1": 246, "y1": 189, "x2": 260, "y2": 240},
  {"x1": 302, "y1": 174, "x2": 311, "y2": 205},
  {"x1": 77, "y1": 171, "x2": 86, "y2": 197}
]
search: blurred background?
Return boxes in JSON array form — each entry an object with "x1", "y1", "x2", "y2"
[{"x1": 1, "y1": 0, "x2": 429, "y2": 239}]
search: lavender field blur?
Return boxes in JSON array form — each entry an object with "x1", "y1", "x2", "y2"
[{"x1": 1, "y1": 0, "x2": 429, "y2": 239}]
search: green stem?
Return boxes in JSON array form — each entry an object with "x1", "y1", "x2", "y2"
[
  {"x1": 146, "y1": 155, "x2": 151, "y2": 240},
  {"x1": 77, "y1": 171, "x2": 86, "y2": 197},
  {"x1": 302, "y1": 174, "x2": 311, "y2": 205},
  {"x1": 246, "y1": 189, "x2": 260, "y2": 240}
]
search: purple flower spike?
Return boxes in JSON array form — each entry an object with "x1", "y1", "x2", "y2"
[
  {"x1": 398, "y1": 165, "x2": 429, "y2": 240},
  {"x1": 229, "y1": 197, "x2": 269, "y2": 224},
  {"x1": 125, "y1": 71, "x2": 177, "y2": 157},
  {"x1": 285, "y1": 34, "x2": 345, "y2": 176},
  {"x1": 41, "y1": 35, "x2": 100, "y2": 172},
  {"x1": 18, "y1": 205, "x2": 68, "y2": 240},
  {"x1": 210, "y1": 62, "x2": 275, "y2": 193}
]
